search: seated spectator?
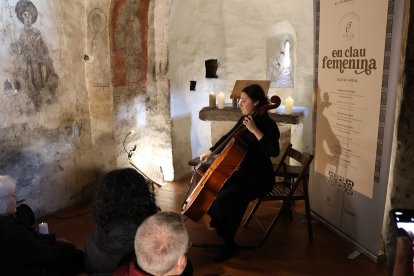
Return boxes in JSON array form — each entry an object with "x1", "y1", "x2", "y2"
[
  {"x1": 393, "y1": 232, "x2": 414, "y2": 276},
  {"x1": 0, "y1": 175, "x2": 84, "y2": 276},
  {"x1": 85, "y1": 168, "x2": 159, "y2": 275},
  {"x1": 15, "y1": 201, "x2": 35, "y2": 226},
  {"x1": 114, "y1": 211, "x2": 193, "y2": 276}
]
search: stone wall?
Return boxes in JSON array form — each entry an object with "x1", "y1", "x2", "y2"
[
  {"x1": 0, "y1": 0, "x2": 173, "y2": 215},
  {"x1": 0, "y1": 0, "x2": 99, "y2": 215},
  {"x1": 109, "y1": 0, "x2": 173, "y2": 181},
  {"x1": 383, "y1": 0, "x2": 414, "y2": 272}
]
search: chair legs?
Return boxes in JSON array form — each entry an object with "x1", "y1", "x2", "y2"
[
  {"x1": 243, "y1": 199, "x2": 262, "y2": 227},
  {"x1": 243, "y1": 197, "x2": 314, "y2": 248},
  {"x1": 241, "y1": 145, "x2": 315, "y2": 248},
  {"x1": 257, "y1": 200, "x2": 292, "y2": 248},
  {"x1": 243, "y1": 198, "x2": 291, "y2": 248}
]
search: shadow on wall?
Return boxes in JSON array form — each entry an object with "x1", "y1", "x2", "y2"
[
  {"x1": 0, "y1": 150, "x2": 45, "y2": 189},
  {"x1": 67, "y1": 167, "x2": 103, "y2": 204},
  {"x1": 171, "y1": 115, "x2": 192, "y2": 181},
  {"x1": 0, "y1": 150, "x2": 46, "y2": 214},
  {"x1": 0, "y1": 148, "x2": 103, "y2": 216}
]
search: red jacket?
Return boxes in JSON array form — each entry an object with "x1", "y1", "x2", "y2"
[{"x1": 113, "y1": 258, "x2": 152, "y2": 276}]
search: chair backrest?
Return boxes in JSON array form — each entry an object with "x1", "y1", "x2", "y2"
[
  {"x1": 274, "y1": 144, "x2": 314, "y2": 191},
  {"x1": 244, "y1": 144, "x2": 315, "y2": 248}
]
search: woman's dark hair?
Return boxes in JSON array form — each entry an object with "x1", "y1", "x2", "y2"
[
  {"x1": 94, "y1": 168, "x2": 159, "y2": 226},
  {"x1": 242, "y1": 84, "x2": 268, "y2": 109}
]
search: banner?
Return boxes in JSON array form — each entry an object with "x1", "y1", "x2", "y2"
[
  {"x1": 315, "y1": 0, "x2": 389, "y2": 199},
  {"x1": 311, "y1": 0, "x2": 403, "y2": 260}
]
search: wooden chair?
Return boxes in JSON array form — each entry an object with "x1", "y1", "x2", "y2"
[{"x1": 243, "y1": 144, "x2": 314, "y2": 248}]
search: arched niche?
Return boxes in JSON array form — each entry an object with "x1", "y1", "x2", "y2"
[{"x1": 266, "y1": 21, "x2": 297, "y2": 88}]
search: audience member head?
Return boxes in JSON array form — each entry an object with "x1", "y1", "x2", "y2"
[
  {"x1": 94, "y1": 168, "x2": 159, "y2": 226},
  {"x1": 0, "y1": 175, "x2": 17, "y2": 216},
  {"x1": 134, "y1": 212, "x2": 189, "y2": 276}
]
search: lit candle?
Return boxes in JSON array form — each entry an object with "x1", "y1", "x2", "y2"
[
  {"x1": 217, "y1": 92, "x2": 225, "y2": 109},
  {"x1": 285, "y1": 97, "x2": 294, "y2": 115},
  {"x1": 209, "y1": 92, "x2": 216, "y2": 108},
  {"x1": 38, "y1": 222, "x2": 49, "y2": 234}
]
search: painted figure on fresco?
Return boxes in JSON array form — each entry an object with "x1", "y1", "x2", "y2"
[
  {"x1": 11, "y1": 0, "x2": 59, "y2": 110},
  {"x1": 88, "y1": 8, "x2": 110, "y2": 87},
  {"x1": 115, "y1": 0, "x2": 142, "y2": 93}
]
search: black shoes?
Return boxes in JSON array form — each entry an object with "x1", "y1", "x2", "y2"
[{"x1": 214, "y1": 241, "x2": 237, "y2": 262}]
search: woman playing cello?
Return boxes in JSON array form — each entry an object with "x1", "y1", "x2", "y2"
[{"x1": 199, "y1": 84, "x2": 280, "y2": 262}]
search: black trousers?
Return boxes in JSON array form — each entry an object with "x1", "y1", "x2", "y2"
[{"x1": 208, "y1": 173, "x2": 273, "y2": 243}]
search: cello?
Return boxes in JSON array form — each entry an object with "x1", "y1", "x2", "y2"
[{"x1": 182, "y1": 95, "x2": 281, "y2": 222}]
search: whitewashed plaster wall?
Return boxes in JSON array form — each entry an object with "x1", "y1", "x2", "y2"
[
  {"x1": 169, "y1": 0, "x2": 314, "y2": 179},
  {"x1": 0, "y1": 0, "x2": 103, "y2": 215}
]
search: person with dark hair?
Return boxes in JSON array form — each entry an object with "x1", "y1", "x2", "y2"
[
  {"x1": 84, "y1": 168, "x2": 160, "y2": 275},
  {"x1": 0, "y1": 175, "x2": 84, "y2": 276},
  {"x1": 199, "y1": 84, "x2": 281, "y2": 262}
]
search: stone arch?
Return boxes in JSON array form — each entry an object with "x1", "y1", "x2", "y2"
[{"x1": 266, "y1": 21, "x2": 297, "y2": 88}]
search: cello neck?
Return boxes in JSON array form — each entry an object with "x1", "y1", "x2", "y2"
[{"x1": 205, "y1": 95, "x2": 281, "y2": 160}]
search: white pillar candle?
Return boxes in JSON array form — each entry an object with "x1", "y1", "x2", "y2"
[
  {"x1": 285, "y1": 96, "x2": 294, "y2": 115},
  {"x1": 38, "y1": 222, "x2": 49, "y2": 234},
  {"x1": 217, "y1": 92, "x2": 225, "y2": 109},
  {"x1": 209, "y1": 92, "x2": 216, "y2": 108}
]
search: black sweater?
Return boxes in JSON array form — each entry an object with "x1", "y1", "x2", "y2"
[
  {"x1": 210, "y1": 112, "x2": 280, "y2": 191},
  {"x1": 0, "y1": 215, "x2": 83, "y2": 276}
]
